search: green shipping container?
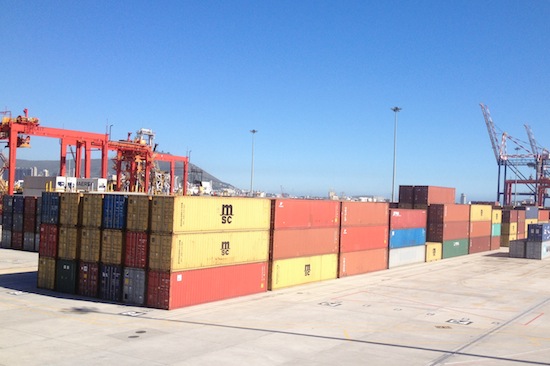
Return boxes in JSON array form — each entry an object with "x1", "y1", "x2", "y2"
[
  {"x1": 442, "y1": 238, "x2": 469, "y2": 258},
  {"x1": 491, "y1": 223, "x2": 501, "y2": 237},
  {"x1": 55, "y1": 259, "x2": 78, "y2": 294}
]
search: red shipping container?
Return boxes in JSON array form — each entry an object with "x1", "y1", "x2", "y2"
[
  {"x1": 147, "y1": 261, "x2": 268, "y2": 310},
  {"x1": 398, "y1": 186, "x2": 414, "y2": 205},
  {"x1": 339, "y1": 225, "x2": 388, "y2": 252},
  {"x1": 23, "y1": 197, "x2": 37, "y2": 232},
  {"x1": 125, "y1": 231, "x2": 148, "y2": 269},
  {"x1": 428, "y1": 204, "x2": 470, "y2": 223},
  {"x1": 389, "y1": 209, "x2": 427, "y2": 229},
  {"x1": 413, "y1": 186, "x2": 455, "y2": 206},
  {"x1": 271, "y1": 227, "x2": 339, "y2": 260},
  {"x1": 341, "y1": 201, "x2": 389, "y2": 227},
  {"x1": 11, "y1": 231, "x2": 23, "y2": 250},
  {"x1": 490, "y1": 236, "x2": 500, "y2": 250},
  {"x1": 338, "y1": 248, "x2": 388, "y2": 277},
  {"x1": 469, "y1": 236, "x2": 491, "y2": 254},
  {"x1": 39, "y1": 223, "x2": 58, "y2": 258},
  {"x1": 427, "y1": 221, "x2": 470, "y2": 242},
  {"x1": 469, "y1": 221, "x2": 492, "y2": 238},
  {"x1": 538, "y1": 209, "x2": 550, "y2": 222},
  {"x1": 271, "y1": 199, "x2": 340, "y2": 229},
  {"x1": 517, "y1": 210, "x2": 526, "y2": 222},
  {"x1": 78, "y1": 261, "x2": 99, "y2": 298}
]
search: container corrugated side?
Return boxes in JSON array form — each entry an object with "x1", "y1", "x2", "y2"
[
  {"x1": 388, "y1": 245, "x2": 426, "y2": 268},
  {"x1": 398, "y1": 185, "x2": 414, "y2": 205},
  {"x1": 524, "y1": 219, "x2": 538, "y2": 237},
  {"x1": 492, "y1": 223, "x2": 501, "y2": 237},
  {"x1": 57, "y1": 226, "x2": 79, "y2": 260},
  {"x1": 149, "y1": 230, "x2": 270, "y2": 272},
  {"x1": 12, "y1": 195, "x2": 24, "y2": 214},
  {"x1": 271, "y1": 199, "x2": 340, "y2": 229},
  {"x1": 11, "y1": 231, "x2": 23, "y2": 250},
  {"x1": 79, "y1": 227, "x2": 101, "y2": 263},
  {"x1": 102, "y1": 194, "x2": 127, "y2": 230},
  {"x1": 389, "y1": 228, "x2": 426, "y2": 249},
  {"x1": 37, "y1": 257, "x2": 56, "y2": 290},
  {"x1": 428, "y1": 204, "x2": 470, "y2": 223},
  {"x1": 509, "y1": 239, "x2": 527, "y2": 258},
  {"x1": 150, "y1": 196, "x2": 271, "y2": 233},
  {"x1": 147, "y1": 261, "x2": 268, "y2": 310},
  {"x1": 59, "y1": 192, "x2": 82, "y2": 226},
  {"x1": 269, "y1": 253, "x2": 338, "y2": 290},
  {"x1": 442, "y1": 238, "x2": 469, "y2": 258},
  {"x1": 389, "y1": 208, "x2": 427, "y2": 229},
  {"x1": 526, "y1": 241, "x2": 550, "y2": 260},
  {"x1": 469, "y1": 236, "x2": 491, "y2": 254},
  {"x1": 469, "y1": 221, "x2": 492, "y2": 238},
  {"x1": 1, "y1": 229, "x2": 11, "y2": 249},
  {"x1": 501, "y1": 223, "x2": 518, "y2": 235},
  {"x1": 122, "y1": 267, "x2": 147, "y2": 305},
  {"x1": 12, "y1": 213, "x2": 23, "y2": 232},
  {"x1": 339, "y1": 225, "x2": 388, "y2": 252},
  {"x1": 425, "y1": 242, "x2": 442, "y2": 262},
  {"x1": 502, "y1": 210, "x2": 519, "y2": 223},
  {"x1": 492, "y1": 208, "x2": 502, "y2": 224},
  {"x1": 99, "y1": 264, "x2": 123, "y2": 302},
  {"x1": 338, "y1": 248, "x2": 388, "y2": 277},
  {"x1": 340, "y1": 201, "x2": 389, "y2": 227},
  {"x1": 23, "y1": 232, "x2": 35, "y2": 251},
  {"x1": 490, "y1": 236, "x2": 500, "y2": 250},
  {"x1": 126, "y1": 195, "x2": 151, "y2": 231},
  {"x1": 81, "y1": 193, "x2": 103, "y2": 227},
  {"x1": 469, "y1": 204, "x2": 493, "y2": 222},
  {"x1": 427, "y1": 221, "x2": 470, "y2": 242},
  {"x1": 41, "y1": 192, "x2": 60, "y2": 225},
  {"x1": 271, "y1": 227, "x2": 339, "y2": 260},
  {"x1": 101, "y1": 229, "x2": 124, "y2": 265},
  {"x1": 39, "y1": 223, "x2": 58, "y2": 258},
  {"x1": 413, "y1": 185, "x2": 455, "y2": 206},
  {"x1": 527, "y1": 223, "x2": 550, "y2": 242},
  {"x1": 125, "y1": 231, "x2": 148, "y2": 269},
  {"x1": 78, "y1": 261, "x2": 99, "y2": 298},
  {"x1": 23, "y1": 196, "x2": 37, "y2": 232},
  {"x1": 55, "y1": 259, "x2": 77, "y2": 294}
]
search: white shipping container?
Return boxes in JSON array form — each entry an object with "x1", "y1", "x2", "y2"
[
  {"x1": 23, "y1": 176, "x2": 67, "y2": 194},
  {"x1": 76, "y1": 178, "x2": 107, "y2": 192},
  {"x1": 388, "y1": 245, "x2": 426, "y2": 268},
  {"x1": 526, "y1": 241, "x2": 550, "y2": 260}
]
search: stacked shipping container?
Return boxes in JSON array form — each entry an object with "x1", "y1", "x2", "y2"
[
  {"x1": 388, "y1": 208, "x2": 427, "y2": 268},
  {"x1": 526, "y1": 223, "x2": 550, "y2": 260},
  {"x1": 427, "y1": 204, "x2": 470, "y2": 259},
  {"x1": 469, "y1": 204, "x2": 493, "y2": 254}
]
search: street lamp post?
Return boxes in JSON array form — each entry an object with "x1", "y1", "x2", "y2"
[
  {"x1": 250, "y1": 129, "x2": 258, "y2": 196},
  {"x1": 391, "y1": 107, "x2": 402, "y2": 203}
]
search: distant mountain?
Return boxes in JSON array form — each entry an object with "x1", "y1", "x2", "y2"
[{"x1": 14, "y1": 159, "x2": 235, "y2": 191}]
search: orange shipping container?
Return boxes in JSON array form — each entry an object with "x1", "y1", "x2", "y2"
[
  {"x1": 428, "y1": 204, "x2": 470, "y2": 223},
  {"x1": 338, "y1": 248, "x2": 388, "y2": 277},
  {"x1": 340, "y1": 201, "x2": 389, "y2": 227},
  {"x1": 469, "y1": 221, "x2": 492, "y2": 238},
  {"x1": 271, "y1": 227, "x2": 339, "y2": 260},
  {"x1": 271, "y1": 199, "x2": 340, "y2": 229},
  {"x1": 389, "y1": 209, "x2": 427, "y2": 229},
  {"x1": 339, "y1": 225, "x2": 388, "y2": 252},
  {"x1": 490, "y1": 236, "x2": 500, "y2": 250},
  {"x1": 413, "y1": 186, "x2": 455, "y2": 206}
]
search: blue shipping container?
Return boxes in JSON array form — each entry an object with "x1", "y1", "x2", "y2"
[
  {"x1": 12, "y1": 195, "x2": 25, "y2": 214},
  {"x1": 491, "y1": 223, "x2": 501, "y2": 237},
  {"x1": 102, "y1": 194, "x2": 127, "y2": 229},
  {"x1": 389, "y1": 228, "x2": 426, "y2": 249},
  {"x1": 2, "y1": 195, "x2": 13, "y2": 213},
  {"x1": 528, "y1": 223, "x2": 550, "y2": 242},
  {"x1": 41, "y1": 192, "x2": 60, "y2": 224},
  {"x1": 99, "y1": 264, "x2": 123, "y2": 302}
]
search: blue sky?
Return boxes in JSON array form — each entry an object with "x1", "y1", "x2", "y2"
[{"x1": 2, "y1": 1, "x2": 549, "y2": 201}]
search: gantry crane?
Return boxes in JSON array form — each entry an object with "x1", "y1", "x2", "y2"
[{"x1": 480, "y1": 103, "x2": 550, "y2": 206}]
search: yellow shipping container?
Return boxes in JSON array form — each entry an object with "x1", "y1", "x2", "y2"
[
  {"x1": 57, "y1": 226, "x2": 79, "y2": 260},
  {"x1": 127, "y1": 195, "x2": 151, "y2": 231},
  {"x1": 79, "y1": 227, "x2": 101, "y2": 262},
  {"x1": 525, "y1": 218, "x2": 538, "y2": 233},
  {"x1": 501, "y1": 223, "x2": 517, "y2": 235},
  {"x1": 80, "y1": 193, "x2": 103, "y2": 227},
  {"x1": 492, "y1": 208, "x2": 502, "y2": 224},
  {"x1": 148, "y1": 230, "x2": 269, "y2": 272},
  {"x1": 37, "y1": 257, "x2": 56, "y2": 290},
  {"x1": 101, "y1": 229, "x2": 124, "y2": 265},
  {"x1": 269, "y1": 253, "x2": 338, "y2": 290},
  {"x1": 59, "y1": 192, "x2": 82, "y2": 226},
  {"x1": 425, "y1": 242, "x2": 442, "y2": 262},
  {"x1": 470, "y1": 204, "x2": 493, "y2": 222},
  {"x1": 150, "y1": 196, "x2": 271, "y2": 233}
]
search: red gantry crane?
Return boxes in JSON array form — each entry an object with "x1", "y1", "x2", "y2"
[{"x1": 0, "y1": 109, "x2": 188, "y2": 195}]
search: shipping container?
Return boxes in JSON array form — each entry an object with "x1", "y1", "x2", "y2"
[
  {"x1": 338, "y1": 248, "x2": 388, "y2": 277},
  {"x1": 126, "y1": 195, "x2": 151, "y2": 231},
  {"x1": 339, "y1": 225, "x2": 388, "y2": 252},
  {"x1": 41, "y1": 192, "x2": 60, "y2": 224},
  {"x1": 502, "y1": 209, "x2": 519, "y2": 223},
  {"x1": 470, "y1": 204, "x2": 493, "y2": 222},
  {"x1": 2, "y1": 195, "x2": 13, "y2": 216},
  {"x1": 413, "y1": 185, "x2": 455, "y2": 206},
  {"x1": 78, "y1": 261, "x2": 99, "y2": 298},
  {"x1": 102, "y1": 194, "x2": 127, "y2": 230},
  {"x1": 122, "y1": 267, "x2": 146, "y2": 305},
  {"x1": 101, "y1": 229, "x2": 124, "y2": 265},
  {"x1": 34, "y1": 232, "x2": 40, "y2": 252},
  {"x1": 388, "y1": 245, "x2": 426, "y2": 268},
  {"x1": 491, "y1": 223, "x2": 501, "y2": 237},
  {"x1": 269, "y1": 254, "x2": 338, "y2": 290},
  {"x1": 23, "y1": 196, "x2": 37, "y2": 232},
  {"x1": 79, "y1": 227, "x2": 101, "y2": 263},
  {"x1": 427, "y1": 204, "x2": 470, "y2": 223},
  {"x1": 11, "y1": 231, "x2": 23, "y2": 250},
  {"x1": 522, "y1": 206, "x2": 539, "y2": 220},
  {"x1": 501, "y1": 234, "x2": 517, "y2": 247},
  {"x1": 490, "y1": 236, "x2": 500, "y2": 250},
  {"x1": 492, "y1": 208, "x2": 502, "y2": 224},
  {"x1": 81, "y1": 193, "x2": 103, "y2": 227},
  {"x1": 57, "y1": 226, "x2": 79, "y2": 260},
  {"x1": 37, "y1": 257, "x2": 56, "y2": 290},
  {"x1": 538, "y1": 209, "x2": 550, "y2": 223},
  {"x1": 509, "y1": 239, "x2": 526, "y2": 258},
  {"x1": 442, "y1": 238, "x2": 469, "y2": 258},
  {"x1": 12, "y1": 195, "x2": 25, "y2": 214},
  {"x1": 149, "y1": 230, "x2": 270, "y2": 272},
  {"x1": 425, "y1": 242, "x2": 442, "y2": 262},
  {"x1": 501, "y1": 223, "x2": 518, "y2": 235},
  {"x1": 427, "y1": 221, "x2": 470, "y2": 242},
  {"x1": 2, "y1": 209, "x2": 12, "y2": 230},
  {"x1": 389, "y1": 209, "x2": 427, "y2": 229},
  {"x1": 524, "y1": 219, "x2": 538, "y2": 237},
  {"x1": 271, "y1": 227, "x2": 339, "y2": 260},
  {"x1": 398, "y1": 185, "x2": 414, "y2": 206},
  {"x1": 389, "y1": 228, "x2": 426, "y2": 249},
  {"x1": 23, "y1": 232, "x2": 35, "y2": 251},
  {"x1": 526, "y1": 241, "x2": 550, "y2": 260},
  {"x1": 340, "y1": 201, "x2": 389, "y2": 227},
  {"x1": 517, "y1": 210, "x2": 526, "y2": 223},
  {"x1": 59, "y1": 192, "x2": 82, "y2": 226},
  {"x1": 271, "y1": 199, "x2": 340, "y2": 229},
  {"x1": 35, "y1": 198, "x2": 42, "y2": 233},
  {"x1": 125, "y1": 231, "x2": 148, "y2": 269},
  {"x1": 1, "y1": 229, "x2": 11, "y2": 249},
  {"x1": 12, "y1": 213, "x2": 23, "y2": 232},
  {"x1": 469, "y1": 236, "x2": 491, "y2": 254},
  {"x1": 55, "y1": 259, "x2": 77, "y2": 294},
  {"x1": 151, "y1": 196, "x2": 271, "y2": 233},
  {"x1": 147, "y1": 261, "x2": 268, "y2": 310},
  {"x1": 39, "y1": 224, "x2": 58, "y2": 258},
  {"x1": 99, "y1": 264, "x2": 123, "y2": 302},
  {"x1": 76, "y1": 178, "x2": 107, "y2": 192},
  {"x1": 469, "y1": 221, "x2": 492, "y2": 238},
  {"x1": 528, "y1": 223, "x2": 550, "y2": 242}
]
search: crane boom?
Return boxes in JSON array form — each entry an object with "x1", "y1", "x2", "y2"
[{"x1": 480, "y1": 103, "x2": 503, "y2": 162}]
